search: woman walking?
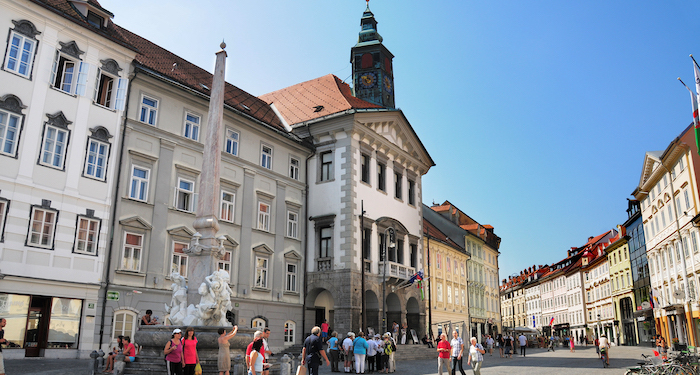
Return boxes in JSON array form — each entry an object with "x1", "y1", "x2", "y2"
[
  {"x1": 497, "y1": 334, "x2": 504, "y2": 358},
  {"x1": 248, "y1": 338, "x2": 265, "y2": 375},
  {"x1": 569, "y1": 335, "x2": 575, "y2": 353},
  {"x1": 217, "y1": 325, "x2": 239, "y2": 375},
  {"x1": 182, "y1": 327, "x2": 200, "y2": 375},
  {"x1": 466, "y1": 337, "x2": 485, "y2": 375},
  {"x1": 165, "y1": 329, "x2": 185, "y2": 375}
]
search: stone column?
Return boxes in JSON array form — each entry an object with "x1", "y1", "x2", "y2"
[{"x1": 185, "y1": 44, "x2": 228, "y2": 308}]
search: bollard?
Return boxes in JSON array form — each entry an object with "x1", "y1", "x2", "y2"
[
  {"x1": 114, "y1": 353, "x2": 126, "y2": 375},
  {"x1": 232, "y1": 354, "x2": 245, "y2": 375},
  {"x1": 280, "y1": 354, "x2": 291, "y2": 375},
  {"x1": 89, "y1": 350, "x2": 100, "y2": 375},
  {"x1": 98, "y1": 349, "x2": 105, "y2": 369}
]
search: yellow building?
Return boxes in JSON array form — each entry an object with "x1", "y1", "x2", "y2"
[
  {"x1": 423, "y1": 208, "x2": 470, "y2": 339},
  {"x1": 605, "y1": 227, "x2": 639, "y2": 345}
]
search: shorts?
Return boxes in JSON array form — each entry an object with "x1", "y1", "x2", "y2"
[
  {"x1": 128, "y1": 356, "x2": 136, "y2": 362},
  {"x1": 322, "y1": 332, "x2": 328, "y2": 338},
  {"x1": 487, "y1": 344, "x2": 493, "y2": 349}
]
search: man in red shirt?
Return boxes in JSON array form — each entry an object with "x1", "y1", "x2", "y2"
[
  {"x1": 246, "y1": 331, "x2": 264, "y2": 371},
  {"x1": 321, "y1": 320, "x2": 329, "y2": 342},
  {"x1": 437, "y1": 333, "x2": 451, "y2": 375}
]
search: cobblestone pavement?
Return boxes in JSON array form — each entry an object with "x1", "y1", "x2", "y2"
[{"x1": 5, "y1": 345, "x2": 664, "y2": 374}]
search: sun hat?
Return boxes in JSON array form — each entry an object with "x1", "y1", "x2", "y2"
[{"x1": 173, "y1": 328, "x2": 182, "y2": 334}]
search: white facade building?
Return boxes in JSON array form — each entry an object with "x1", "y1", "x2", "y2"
[
  {"x1": 566, "y1": 269, "x2": 586, "y2": 344},
  {"x1": 0, "y1": 0, "x2": 136, "y2": 358}
]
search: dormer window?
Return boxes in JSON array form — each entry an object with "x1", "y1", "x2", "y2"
[{"x1": 87, "y1": 11, "x2": 104, "y2": 28}]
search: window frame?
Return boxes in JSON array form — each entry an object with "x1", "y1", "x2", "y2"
[
  {"x1": 287, "y1": 210, "x2": 299, "y2": 239},
  {"x1": 38, "y1": 124, "x2": 70, "y2": 170},
  {"x1": 394, "y1": 171, "x2": 402, "y2": 200},
  {"x1": 284, "y1": 321, "x2": 295, "y2": 344},
  {"x1": 224, "y1": 128, "x2": 239, "y2": 156},
  {"x1": 255, "y1": 255, "x2": 269, "y2": 289},
  {"x1": 257, "y1": 201, "x2": 271, "y2": 232},
  {"x1": 285, "y1": 262, "x2": 298, "y2": 293},
  {"x1": 183, "y1": 112, "x2": 201, "y2": 141},
  {"x1": 0, "y1": 198, "x2": 8, "y2": 242},
  {"x1": 50, "y1": 49, "x2": 90, "y2": 97},
  {"x1": 220, "y1": 190, "x2": 236, "y2": 223},
  {"x1": 361, "y1": 153, "x2": 370, "y2": 184},
  {"x1": 128, "y1": 165, "x2": 150, "y2": 202},
  {"x1": 73, "y1": 215, "x2": 100, "y2": 255},
  {"x1": 175, "y1": 177, "x2": 195, "y2": 212},
  {"x1": 408, "y1": 179, "x2": 416, "y2": 205},
  {"x1": 171, "y1": 241, "x2": 189, "y2": 277},
  {"x1": 0, "y1": 108, "x2": 23, "y2": 158},
  {"x1": 218, "y1": 249, "x2": 232, "y2": 273},
  {"x1": 3, "y1": 29, "x2": 37, "y2": 79},
  {"x1": 138, "y1": 94, "x2": 158, "y2": 125},
  {"x1": 319, "y1": 226, "x2": 332, "y2": 258},
  {"x1": 112, "y1": 310, "x2": 137, "y2": 342},
  {"x1": 289, "y1": 156, "x2": 300, "y2": 180},
  {"x1": 377, "y1": 161, "x2": 386, "y2": 191},
  {"x1": 260, "y1": 144, "x2": 273, "y2": 169},
  {"x1": 121, "y1": 231, "x2": 143, "y2": 272},
  {"x1": 83, "y1": 137, "x2": 110, "y2": 181},
  {"x1": 319, "y1": 151, "x2": 333, "y2": 182},
  {"x1": 26, "y1": 205, "x2": 58, "y2": 249}
]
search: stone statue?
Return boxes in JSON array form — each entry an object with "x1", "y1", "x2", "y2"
[
  {"x1": 165, "y1": 271, "x2": 188, "y2": 326},
  {"x1": 165, "y1": 269, "x2": 233, "y2": 326}
]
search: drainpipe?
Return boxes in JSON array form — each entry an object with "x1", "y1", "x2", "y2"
[
  {"x1": 427, "y1": 235, "x2": 432, "y2": 338},
  {"x1": 99, "y1": 70, "x2": 136, "y2": 349},
  {"x1": 302, "y1": 140, "x2": 316, "y2": 337}
]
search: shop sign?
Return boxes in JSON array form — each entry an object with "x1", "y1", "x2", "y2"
[{"x1": 107, "y1": 291, "x2": 120, "y2": 301}]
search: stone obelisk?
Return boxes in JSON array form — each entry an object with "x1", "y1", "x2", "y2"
[{"x1": 185, "y1": 43, "x2": 227, "y2": 309}]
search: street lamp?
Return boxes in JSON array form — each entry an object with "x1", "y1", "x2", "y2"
[
  {"x1": 597, "y1": 313, "x2": 601, "y2": 339},
  {"x1": 382, "y1": 227, "x2": 396, "y2": 334}
]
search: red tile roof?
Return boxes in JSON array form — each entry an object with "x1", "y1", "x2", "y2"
[
  {"x1": 111, "y1": 25, "x2": 286, "y2": 132},
  {"x1": 259, "y1": 74, "x2": 382, "y2": 126}
]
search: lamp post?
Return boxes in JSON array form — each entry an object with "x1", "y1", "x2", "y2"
[
  {"x1": 648, "y1": 154, "x2": 697, "y2": 347},
  {"x1": 597, "y1": 313, "x2": 601, "y2": 339},
  {"x1": 382, "y1": 226, "x2": 396, "y2": 334}
]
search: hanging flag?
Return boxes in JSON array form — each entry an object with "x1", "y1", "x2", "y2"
[
  {"x1": 533, "y1": 315, "x2": 536, "y2": 328},
  {"x1": 549, "y1": 317, "x2": 555, "y2": 326}
]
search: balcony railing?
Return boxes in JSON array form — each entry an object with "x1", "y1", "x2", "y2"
[
  {"x1": 317, "y1": 257, "x2": 332, "y2": 272},
  {"x1": 378, "y1": 260, "x2": 415, "y2": 281}
]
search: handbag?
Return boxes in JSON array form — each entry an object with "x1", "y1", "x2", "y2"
[
  {"x1": 194, "y1": 363, "x2": 202, "y2": 375},
  {"x1": 296, "y1": 364, "x2": 307, "y2": 375}
]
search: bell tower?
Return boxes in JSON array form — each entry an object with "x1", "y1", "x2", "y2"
[{"x1": 351, "y1": 1, "x2": 395, "y2": 108}]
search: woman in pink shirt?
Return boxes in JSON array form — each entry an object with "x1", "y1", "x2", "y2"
[{"x1": 182, "y1": 327, "x2": 200, "y2": 375}]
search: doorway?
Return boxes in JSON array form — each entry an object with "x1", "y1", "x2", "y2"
[{"x1": 24, "y1": 296, "x2": 51, "y2": 357}]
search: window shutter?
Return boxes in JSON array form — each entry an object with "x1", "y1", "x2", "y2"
[
  {"x1": 93, "y1": 68, "x2": 102, "y2": 102},
  {"x1": 50, "y1": 49, "x2": 59, "y2": 86},
  {"x1": 115, "y1": 78, "x2": 128, "y2": 110},
  {"x1": 75, "y1": 61, "x2": 91, "y2": 96}
]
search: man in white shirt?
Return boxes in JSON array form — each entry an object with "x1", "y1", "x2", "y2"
[
  {"x1": 367, "y1": 335, "x2": 378, "y2": 373},
  {"x1": 485, "y1": 335, "x2": 494, "y2": 356},
  {"x1": 598, "y1": 334, "x2": 610, "y2": 366},
  {"x1": 450, "y1": 330, "x2": 466, "y2": 375},
  {"x1": 343, "y1": 332, "x2": 355, "y2": 373},
  {"x1": 518, "y1": 334, "x2": 527, "y2": 357}
]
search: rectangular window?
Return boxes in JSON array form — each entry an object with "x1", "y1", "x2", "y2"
[
  {"x1": 320, "y1": 226, "x2": 332, "y2": 258},
  {"x1": 377, "y1": 162, "x2": 386, "y2": 191},
  {"x1": 171, "y1": 241, "x2": 188, "y2": 277},
  {"x1": 447, "y1": 285, "x2": 452, "y2": 304},
  {"x1": 261, "y1": 144, "x2": 272, "y2": 169},
  {"x1": 286, "y1": 263, "x2": 297, "y2": 292},
  {"x1": 220, "y1": 191, "x2": 235, "y2": 222},
  {"x1": 394, "y1": 172, "x2": 402, "y2": 199},
  {"x1": 410, "y1": 243, "x2": 417, "y2": 268},
  {"x1": 121, "y1": 232, "x2": 142, "y2": 271},
  {"x1": 0, "y1": 109, "x2": 21, "y2": 157},
  {"x1": 363, "y1": 228, "x2": 371, "y2": 260},
  {"x1": 361, "y1": 153, "x2": 370, "y2": 183},
  {"x1": 436, "y1": 253, "x2": 441, "y2": 269},
  {"x1": 397, "y1": 239, "x2": 404, "y2": 264},
  {"x1": 4, "y1": 31, "x2": 36, "y2": 77},
  {"x1": 693, "y1": 232, "x2": 699, "y2": 254},
  {"x1": 87, "y1": 11, "x2": 104, "y2": 28},
  {"x1": 51, "y1": 52, "x2": 85, "y2": 95},
  {"x1": 28, "y1": 207, "x2": 57, "y2": 248},
  {"x1": 320, "y1": 151, "x2": 332, "y2": 181},
  {"x1": 93, "y1": 69, "x2": 127, "y2": 110},
  {"x1": 408, "y1": 179, "x2": 415, "y2": 205},
  {"x1": 129, "y1": 166, "x2": 149, "y2": 201},
  {"x1": 84, "y1": 138, "x2": 108, "y2": 180},
  {"x1": 437, "y1": 283, "x2": 443, "y2": 302},
  {"x1": 74, "y1": 216, "x2": 99, "y2": 254},
  {"x1": 258, "y1": 202, "x2": 270, "y2": 231},
  {"x1": 183, "y1": 113, "x2": 200, "y2": 141},
  {"x1": 287, "y1": 211, "x2": 298, "y2": 238},
  {"x1": 139, "y1": 95, "x2": 158, "y2": 125},
  {"x1": 176, "y1": 178, "x2": 194, "y2": 212},
  {"x1": 218, "y1": 250, "x2": 232, "y2": 272},
  {"x1": 289, "y1": 157, "x2": 300, "y2": 180},
  {"x1": 462, "y1": 289, "x2": 466, "y2": 306},
  {"x1": 255, "y1": 256, "x2": 268, "y2": 288},
  {"x1": 225, "y1": 128, "x2": 239, "y2": 156},
  {"x1": 685, "y1": 190, "x2": 691, "y2": 210},
  {"x1": 446, "y1": 256, "x2": 451, "y2": 272},
  {"x1": 40, "y1": 125, "x2": 68, "y2": 169},
  {"x1": 378, "y1": 233, "x2": 385, "y2": 260}
]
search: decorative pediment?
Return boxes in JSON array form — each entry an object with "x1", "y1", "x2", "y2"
[
  {"x1": 221, "y1": 234, "x2": 239, "y2": 247},
  {"x1": 0, "y1": 94, "x2": 27, "y2": 114},
  {"x1": 58, "y1": 41, "x2": 84, "y2": 59},
  {"x1": 11, "y1": 19, "x2": 40, "y2": 38},
  {"x1": 252, "y1": 244, "x2": 273, "y2": 255},
  {"x1": 284, "y1": 250, "x2": 302, "y2": 260},
  {"x1": 100, "y1": 58, "x2": 122, "y2": 76},
  {"x1": 89, "y1": 126, "x2": 112, "y2": 142},
  {"x1": 46, "y1": 111, "x2": 72, "y2": 129},
  {"x1": 167, "y1": 225, "x2": 194, "y2": 238},
  {"x1": 119, "y1": 216, "x2": 152, "y2": 230}
]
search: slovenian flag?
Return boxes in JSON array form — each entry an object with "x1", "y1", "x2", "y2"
[{"x1": 549, "y1": 317, "x2": 555, "y2": 326}]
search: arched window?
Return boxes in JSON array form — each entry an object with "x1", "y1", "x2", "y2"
[
  {"x1": 284, "y1": 321, "x2": 295, "y2": 344},
  {"x1": 112, "y1": 309, "x2": 137, "y2": 341},
  {"x1": 252, "y1": 317, "x2": 267, "y2": 330}
]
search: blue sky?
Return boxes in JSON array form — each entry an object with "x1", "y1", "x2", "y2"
[{"x1": 103, "y1": 0, "x2": 700, "y2": 282}]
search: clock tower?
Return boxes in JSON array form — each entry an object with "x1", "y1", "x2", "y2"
[{"x1": 351, "y1": 2, "x2": 395, "y2": 108}]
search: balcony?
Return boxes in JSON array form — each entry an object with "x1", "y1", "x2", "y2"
[
  {"x1": 316, "y1": 257, "x2": 332, "y2": 272},
  {"x1": 378, "y1": 260, "x2": 415, "y2": 284}
]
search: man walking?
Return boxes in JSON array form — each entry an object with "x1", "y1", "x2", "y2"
[
  {"x1": 0, "y1": 318, "x2": 6, "y2": 375},
  {"x1": 263, "y1": 328, "x2": 272, "y2": 375},
  {"x1": 302, "y1": 326, "x2": 330, "y2": 375},
  {"x1": 450, "y1": 330, "x2": 466, "y2": 375},
  {"x1": 518, "y1": 333, "x2": 527, "y2": 357},
  {"x1": 437, "y1": 333, "x2": 451, "y2": 375}
]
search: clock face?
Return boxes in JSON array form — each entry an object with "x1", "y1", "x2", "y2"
[
  {"x1": 360, "y1": 72, "x2": 377, "y2": 89},
  {"x1": 383, "y1": 76, "x2": 393, "y2": 93}
]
